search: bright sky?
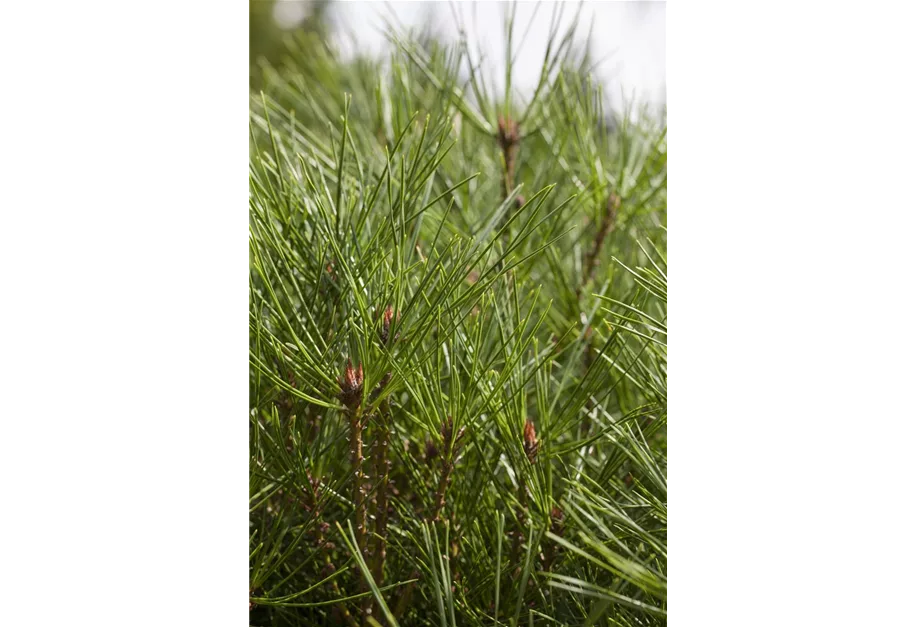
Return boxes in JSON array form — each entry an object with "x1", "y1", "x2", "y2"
[{"x1": 318, "y1": 1, "x2": 666, "y2": 112}]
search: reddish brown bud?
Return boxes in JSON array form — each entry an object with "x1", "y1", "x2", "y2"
[
  {"x1": 379, "y1": 305, "x2": 400, "y2": 345},
  {"x1": 338, "y1": 360, "x2": 364, "y2": 410},
  {"x1": 515, "y1": 194, "x2": 525, "y2": 209},
  {"x1": 497, "y1": 115, "x2": 520, "y2": 148},
  {"x1": 523, "y1": 419, "x2": 539, "y2": 464}
]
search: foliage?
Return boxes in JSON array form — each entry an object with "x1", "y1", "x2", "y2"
[{"x1": 250, "y1": 6, "x2": 666, "y2": 626}]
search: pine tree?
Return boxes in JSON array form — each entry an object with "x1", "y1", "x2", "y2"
[{"x1": 250, "y1": 6, "x2": 666, "y2": 626}]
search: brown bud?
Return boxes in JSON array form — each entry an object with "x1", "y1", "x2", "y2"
[
  {"x1": 379, "y1": 305, "x2": 400, "y2": 345},
  {"x1": 550, "y1": 506, "x2": 565, "y2": 535},
  {"x1": 425, "y1": 439, "x2": 439, "y2": 464},
  {"x1": 441, "y1": 415, "x2": 454, "y2": 444},
  {"x1": 497, "y1": 115, "x2": 520, "y2": 148},
  {"x1": 338, "y1": 360, "x2": 364, "y2": 410},
  {"x1": 523, "y1": 419, "x2": 538, "y2": 464},
  {"x1": 515, "y1": 194, "x2": 525, "y2": 209}
]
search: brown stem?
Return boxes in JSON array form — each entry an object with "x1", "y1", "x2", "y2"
[
  {"x1": 578, "y1": 192, "x2": 620, "y2": 298},
  {"x1": 576, "y1": 194, "x2": 618, "y2": 440},
  {"x1": 511, "y1": 419, "x2": 537, "y2": 588},
  {"x1": 331, "y1": 579, "x2": 360, "y2": 627},
  {"x1": 431, "y1": 455, "x2": 455, "y2": 523},
  {"x1": 349, "y1": 406, "x2": 367, "y2": 555},
  {"x1": 375, "y1": 400, "x2": 392, "y2": 585},
  {"x1": 542, "y1": 507, "x2": 565, "y2": 574},
  {"x1": 496, "y1": 116, "x2": 522, "y2": 252},
  {"x1": 305, "y1": 479, "x2": 359, "y2": 627},
  {"x1": 449, "y1": 519, "x2": 464, "y2": 595},
  {"x1": 497, "y1": 116, "x2": 520, "y2": 200},
  {"x1": 392, "y1": 572, "x2": 419, "y2": 621},
  {"x1": 430, "y1": 416, "x2": 464, "y2": 523},
  {"x1": 371, "y1": 398, "x2": 392, "y2": 583},
  {"x1": 393, "y1": 420, "x2": 463, "y2": 622},
  {"x1": 320, "y1": 540, "x2": 359, "y2": 627},
  {"x1": 348, "y1": 405, "x2": 376, "y2": 627}
]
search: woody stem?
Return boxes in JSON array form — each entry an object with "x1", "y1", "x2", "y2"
[
  {"x1": 349, "y1": 405, "x2": 367, "y2": 557},
  {"x1": 431, "y1": 437, "x2": 455, "y2": 523},
  {"x1": 363, "y1": 399, "x2": 393, "y2": 622}
]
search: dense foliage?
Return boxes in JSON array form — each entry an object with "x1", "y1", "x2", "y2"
[{"x1": 250, "y1": 10, "x2": 666, "y2": 626}]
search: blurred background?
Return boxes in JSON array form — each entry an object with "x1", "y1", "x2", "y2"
[{"x1": 251, "y1": 0, "x2": 665, "y2": 112}]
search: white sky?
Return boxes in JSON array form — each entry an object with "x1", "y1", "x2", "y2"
[{"x1": 320, "y1": 1, "x2": 666, "y2": 112}]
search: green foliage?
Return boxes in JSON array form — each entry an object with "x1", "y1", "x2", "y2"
[
  {"x1": 250, "y1": 0, "x2": 331, "y2": 90},
  {"x1": 250, "y1": 7, "x2": 666, "y2": 626}
]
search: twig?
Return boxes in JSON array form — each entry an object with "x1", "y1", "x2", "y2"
[
  {"x1": 339, "y1": 360, "x2": 370, "y2": 624},
  {"x1": 367, "y1": 371, "x2": 394, "y2": 623},
  {"x1": 577, "y1": 193, "x2": 619, "y2": 439},
  {"x1": 497, "y1": 116, "x2": 521, "y2": 200},
  {"x1": 542, "y1": 506, "x2": 565, "y2": 573},
  {"x1": 578, "y1": 192, "x2": 620, "y2": 297},
  {"x1": 511, "y1": 420, "x2": 538, "y2": 582},
  {"x1": 431, "y1": 416, "x2": 465, "y2": 523},
  {"x1": 392, "y1": 571, "x2": 419, "y2": 621},
  {"x1": 303, "y1": 473, "x2": 360, "y2": 627}
]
